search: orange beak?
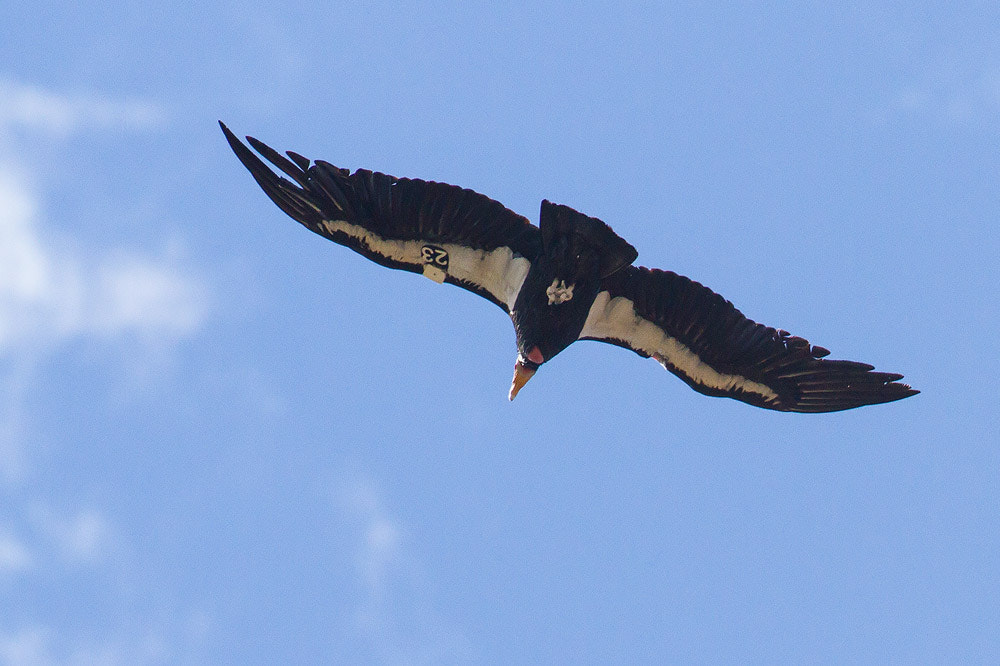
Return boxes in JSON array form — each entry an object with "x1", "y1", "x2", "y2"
[{"x1": 508, "y1": 361, "x2": 536, "y2": 401}]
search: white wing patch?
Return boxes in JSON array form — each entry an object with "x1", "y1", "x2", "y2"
[
  {"x1": 318, "y1": 218, "x2": 530, "y2": 310},
  {"x1": 580, "y1": 291, "x2": 779, "y2": 402}
]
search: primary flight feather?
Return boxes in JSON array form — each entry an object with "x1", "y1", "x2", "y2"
[{"x1": 221, "y1": 122, "x2": 917, "y2": 412}]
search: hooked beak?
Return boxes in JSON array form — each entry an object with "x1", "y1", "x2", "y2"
[{"x1": 508, "y1": 361, "x2": 536, "y2": 401}]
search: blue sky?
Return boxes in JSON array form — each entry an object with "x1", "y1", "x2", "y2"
[{"x1": 0, "y1": 1, "x2": 997, "y2": 663}]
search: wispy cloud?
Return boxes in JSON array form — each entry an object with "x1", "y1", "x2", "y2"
[
  {"x1": 344, "y1": 480, "x2": 403, "y2": 600},
  {"x1": 0, "y1": 626, "x2": 51, "y2": 666},
  {"x1": 0, "y1": 623, "x2": 176, "y2": 666},
  {"x1": 0, "y1": 356, "x2": 34, "y2": 483},
  {"x1": 0, "y1": 78, "x2": 205, "y2": 481},
  {"x1": 889, "y1": 54, "x2": 1000, "y2": 126},
  {"x1": 340, "y1": 478, "x2": 473, "y2": 664},
  {"x1": 0, "y1": 77, "x2": 209, "y2": 666},
  {"x1": 0, "y1": 165, "x2": 207, "y2": 356},
  {"x1": 0, "y1": 503, "x2": 210, "y2": 664},
  {"x1": 0, "y1": 164, "x2": 207, "y2": 483},
  {"x1": 0, "y1": 530, "x2": 32, "y2": 574},
  {"x1": 0, "y1": 78, "x2": 166, "y2": 138},
  {"x1": 30, "y1": 507, "x2": 113, "y2": 566}
]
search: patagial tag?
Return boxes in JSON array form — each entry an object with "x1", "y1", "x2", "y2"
[{"x1": 420, "y1": 245, "x2": 449, "y2": 283}]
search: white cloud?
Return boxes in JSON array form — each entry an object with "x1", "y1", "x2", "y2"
[
  {"x1": 0, "y1": 164, "x2": 208, "y2": 357},
  {"x1": 0, "y1": 79, "x2": 205, "y2": 481},
  {"x1": 0, "y1": 78, "x2": 209, "y2": 666},
  {"x1": 90, "y1": 255, "x2": 205, "y2": 342},
  {"x1": 0, "y1": 166, "x2": 84, "y2": 351},
  {"x1": 0, "y1": 78, "x2": 166, "y2": 138},
  {"x1": 0, "y1": 164, "x2": 207, "y2": 482}
]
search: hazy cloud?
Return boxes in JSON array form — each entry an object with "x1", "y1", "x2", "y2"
[
  {"x1": 0, "y1": 505, "x2": 209, "y2": 664},
  {"x1": 339, "y1": 478, "x2": 473, "y2": 664},
  {"x1": 344, "y1": 481, "x2": 403, "y2": 599},
  {"x1": 0, "y1": 357, "x2": 34, "y2": 483},
  {"x1": 0, "y1": 531, "x2": 32, "y2": 574},
  {"x1": 0, "y1": 79, "x2": 206, "y2": 481},
  {"x1": 0, "y1": 623, "x2": 176, "y2": 666},
  {"x1": 0, "y1": 165, "x2": 207, "y2": 356},
  {"x1": 30, "y1": 507, "x2": 113, "y2": 566},
  {"x1": 0, "y1": 626, "x2": 52, "y2": 666},
  {"x1": 891, "y1": 55, "x2": 1000, "y2": 126},
  {"x1": 0, "y1": 78, "x2": 166, "y2": 138},
  {"x1": 0, "y1": 504, "x2": 118, "y2": 578}
]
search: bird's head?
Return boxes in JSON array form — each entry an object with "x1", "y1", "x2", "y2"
[{"x1": 509, "y1": 345, "x2": 544, "y2": 400}]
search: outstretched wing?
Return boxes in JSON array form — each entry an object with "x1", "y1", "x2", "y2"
[
  {"x1": 579, "y1": 265, "x2": 917, "y2": 412},
  {"x1": 221, "y1": 122, "x2": 540, "y2": 312}
]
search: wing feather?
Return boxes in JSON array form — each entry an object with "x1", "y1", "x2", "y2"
[
  {"x1": 580, "y1": 265, "x2": 917, "y2": 412},
  {"x1": 221, "y1": 122, "x2": 540, "y2": 311}
]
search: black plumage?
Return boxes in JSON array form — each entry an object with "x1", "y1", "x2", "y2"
[
  {"x1": 587, "y1": 267, "x2": 914, "y2": 411},
  {"x1": 221, "y1": 122, "x2": 918, "y2": 412}
]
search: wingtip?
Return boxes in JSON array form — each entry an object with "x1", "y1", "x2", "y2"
[
  {"x1": 245, "y1": 134, "x2": 268, "y2": 153},
  {"x1": 219, "y1": 120, "x2": 249, "y2": 157},
  {"x1": 244, "y1": 134, "x2": 311, "y2": 186},
  {"x1": 219, "y1": 121, "x2": 324, "y2": 225}
]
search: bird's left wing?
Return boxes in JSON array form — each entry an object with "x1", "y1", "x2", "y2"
[
  {"x1": 221, "y1": 122, "x2": 540, "y2": 312},
  {"x1": 579, "y1": 265, "x2": 917, "y2": 412}
]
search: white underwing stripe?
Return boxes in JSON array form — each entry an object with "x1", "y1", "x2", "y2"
[
  {"x1": 318, "y1": 218, "x2": 531, "y2": 310},
  {"x1": 580, "y1": 292, "x2": 779, "y2": 402}
]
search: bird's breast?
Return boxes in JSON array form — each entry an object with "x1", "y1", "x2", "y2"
[{"x1": 511, "y1": 271, "x2": 602, "y2": 362}]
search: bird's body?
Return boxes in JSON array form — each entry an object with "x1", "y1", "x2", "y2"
[{"x1": 221, "y1": 122, "x2": 917, "y2": 412}]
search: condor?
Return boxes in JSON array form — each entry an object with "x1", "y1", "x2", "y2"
[{"x1": 221, "y1": 122, "x2": 917, "y2": 413}]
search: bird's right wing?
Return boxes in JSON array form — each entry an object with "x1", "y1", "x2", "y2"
[
  {"x1": 221, "y1": 122, "x2": 541, "y2": 312},
  {"x1": 579, "y1": 265, "x2": 917, "y2": 412}
]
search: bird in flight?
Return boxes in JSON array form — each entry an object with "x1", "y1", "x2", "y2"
[{"x1": 221, "y1": 122, "x2": 917, "y2": 412}]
